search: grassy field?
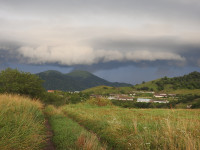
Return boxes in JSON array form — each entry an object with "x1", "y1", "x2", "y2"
[
  {"x1": 1, "y1": 94, "x2": 200, "y2": 150},
  {"x1": 170, "y1": 89, "x2": 200, "y2": 95},
  {"x1": 83, "y1": 84, "x2": 200, "y2": 96},
  {"x1": 82, "y1": 85, "x2": 134, "y2": 95},
  {"x1": 62, "y1": 103, "x2": 200, "y2": 150},
  {"x1": 44, "y1": 105, "x2": 106, "y2": 150},
  {"x1": 0, "y1": 94, "x2": 46, "y2": 150}
]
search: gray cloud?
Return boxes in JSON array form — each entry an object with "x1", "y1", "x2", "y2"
[
  {"x1": 1, "y1": 0, "x2": 200, "y2": 21},
  {"x1": 0, "y1": 0, "x2": 200, "y2": 70}
]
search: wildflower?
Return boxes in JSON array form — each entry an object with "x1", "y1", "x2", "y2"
[{"x1": 146, "y1": 143, "x2": 150, "y2": 145}]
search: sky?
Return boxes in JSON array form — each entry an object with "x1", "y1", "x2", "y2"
[{"x1": 0, "y1": 0, "x2": 200, "y2": 84}]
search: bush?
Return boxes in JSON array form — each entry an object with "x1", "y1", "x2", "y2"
[
  {"x1": 86, "y1": 97, "x2": 112, "y2": 106},
  {"x1": 42, "y1": 92, "x2": 67, "y2": 106},
  {"x1": 0, "y1": 68, "x2": 45, "y2": 99}
]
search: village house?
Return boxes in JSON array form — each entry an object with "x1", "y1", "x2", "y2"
[
  {"x1": 153, "y1": 100, "x2": 169, "y2": 103},
  {"x1": 168, "y1": 94, "x2": 176, "y2": 97},
  {"x1": 137, "y1": 98, "x2": 152, "y2": 103},
  {"x1": 47, "y1": 90, "x2": 55, "y2": 93},
  {"x1": 154, "y1": 93, "x2": 167, "y2": 98},
  {"x1": 108, "y1": 94, "x2": 133, "y2": 101},
  {"x1": 118, "y1": 95, "x2": 133, "y2": 101},
  {"x1": 107, "y1": 95, "x2": 117, "y2": 100},
  {"x1": 129, "y1": 93, "x2": 136, "y2": 96},
  {"x1": 154, "y1": 95, "x2": 164, "y2": 98}
]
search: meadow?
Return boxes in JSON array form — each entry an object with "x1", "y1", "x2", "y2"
[
  {"x1": 1, "y1": 94, "x2": 200, "y2": 150},
  {"x1": 44, "y1": 105, "x2": 106, "y2": 150},
  {"x1": 0, "y1": 94, "x2": 106, "y2": 150},
  {"x1": 0, "y1": 94, "x2": 46, "y2": 150},
  {"x1": 62, "y1": 103, "x2": 200, "y2": 150}
]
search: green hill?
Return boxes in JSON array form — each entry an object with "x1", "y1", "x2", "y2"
[
  {"x1": 37, "y1": 70, "x2": 132, "y2": 91},
  {"x1": 134, "y1": 71, "x2": 200, "y2": 93},
  {"x1": 83, "y1": 71, "x2": 200, "y2": 95},
  {"x1": 82, "y1": 85, "x2": 134, "y2": 95}
]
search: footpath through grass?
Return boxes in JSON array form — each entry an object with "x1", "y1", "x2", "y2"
[
  {"x1": 44, "y1": 105, "x2": 106, "y2": 150},
  {"x1": 62, "y1": 103, "x2": 200, "y2": 150},
  {"x1": 0, "y1": 94, "x2": 46, "y2": 150}
]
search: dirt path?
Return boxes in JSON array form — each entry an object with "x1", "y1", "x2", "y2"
[{"x1": 44, "y1": 118, "x2": 56, "y2": 150}]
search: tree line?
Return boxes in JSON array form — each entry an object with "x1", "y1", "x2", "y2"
[{"x1": 0, "y1": 68, "x2": 89, "y2": 106}]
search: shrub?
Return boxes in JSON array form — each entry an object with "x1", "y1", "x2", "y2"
[
  {"x1": 86, "y1": 97, "x2": 112, "y2": 106},
  {"x1": 0, "y1": 68, "x2": 45, "y2": 99}
]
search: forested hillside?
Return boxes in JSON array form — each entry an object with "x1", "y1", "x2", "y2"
[
  {"x1": 134, "y1": 71, "x2": 200, "y2": 92},
  {"x1": 37, "y1": 70, "x2": 132, "y2": 91}
]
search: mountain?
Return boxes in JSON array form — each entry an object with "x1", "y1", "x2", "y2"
[
  {"x1": 37, "y1": 70, "x2": 132, "y2": 91},
  {"x1": 134, "y1": 71, "x2": 200, "y2": 92}
]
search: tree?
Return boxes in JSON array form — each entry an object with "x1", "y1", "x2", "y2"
[{"x1": 0, "y1": 68, "x2": 45, "y2": 98}]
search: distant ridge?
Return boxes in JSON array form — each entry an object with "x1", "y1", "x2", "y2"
[
  {"x1": 134, "y1": 71, "x2": 200, "y2": 92},
  {"x1": 37, "y1": 70, "x2": 132, "y2": 91}
]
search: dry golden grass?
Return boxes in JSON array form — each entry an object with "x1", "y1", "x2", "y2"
[
  {"x1": 62, "y1": 104, "x2": 200, "y2": 150},
  {"x1": 0, "y1": 94, "x2": 46, "y2": 150},
  {"x1": 76, "y1": 133, "x2": 107, "y2": 150}
]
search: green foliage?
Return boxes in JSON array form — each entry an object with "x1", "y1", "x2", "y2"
[
  {"x1": 136, "y1": 86, "x2": 150, "y2": 91},
  {"x1": 174, "y1": 94, "x2": 200, "y2": 108},
  {"x1": 135, "y1": 71, "x2": 200, "y2": 92},
  {"x1": 155, "y1": 71, "x2": 200, "y2": 91},
  {"x1": 191, "y1": 99, "x2": 200, "y2": 108},
  {"x1": 0, "y1": 68, "x2": 45, "y2": 98},
  {"x1": 42, "y1": 92, "x2": 66, "y2": 106},
  {"x1": 42, "y1": 91, "x2": 89, "y2": 106}
]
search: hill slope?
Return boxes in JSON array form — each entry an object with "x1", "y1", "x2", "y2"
[
  {"x1": 134, "y1": 71, "x2": 200, "y2": 92},
  {"x1": 82, "y1": 85, "x2": 134, "y2": 95},
  {"x1": 37, "y1": 70, "x2": 132, "y2": 91}
]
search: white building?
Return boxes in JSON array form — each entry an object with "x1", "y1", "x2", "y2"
[
  {"x1": 153, "y1": 100, "x2": 169, "y2": 103},
  {"x1": 108, "y1": 96, "x2": 116, "y2": 100},
  {"x1": 154, "y1": 95, "x2": 165, "y2": 98},
  {"x1": 108, "y1": 94, "x2": 133, "y2": 101},
  {"x1": 137, "y1": 98, "x2": 152, "y2": 103}
]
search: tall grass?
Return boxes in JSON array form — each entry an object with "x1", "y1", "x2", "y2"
[
  {"x1": 44, "y1": 105, "x2": 106, "y2": 150},
  {"x1": 86, "y1": 97, "x2": 112, "y2": 106},
  {"x1": 0, "y1": 94, "x2": 46, "y2": 150},
  {"x1": 62, "y1": 103, "x2": 200, "y2": 150}
]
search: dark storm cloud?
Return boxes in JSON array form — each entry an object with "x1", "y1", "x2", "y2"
[
  {"x1": 91, "y1": 36, "x2": 200, "y2": 66},
  {"x1": 0, "y1": 0, "x2": 200, "y2": 70},
  {"x1": 0, "y1": 41, "x2": 21, "y2": 62}
]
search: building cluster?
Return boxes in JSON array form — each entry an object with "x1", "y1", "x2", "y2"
[
  {"x1": 108, "y1": 94, "x2": 134, "y2": 101},
  {"x1": 136, "y1": 98, "x2": 169, "y2": 103},
  {"x1": 154, "y1": 93, "x2": 176, "y2": 98},
  {"x1": 48, "y1": 89, "x2": 176, "y2": 104},
  {"x1": 90, "y1": 91, "x2": 176, "y2": 104}
]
